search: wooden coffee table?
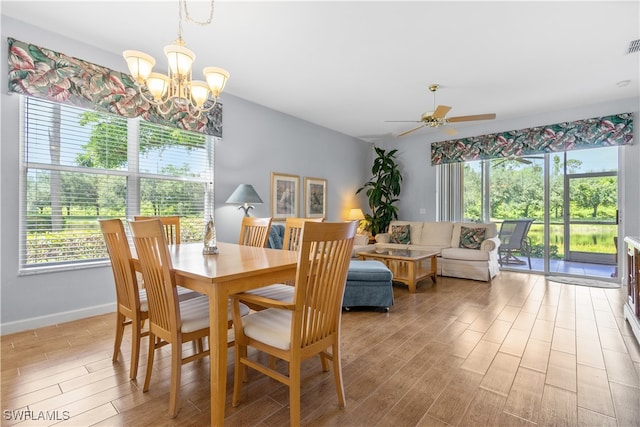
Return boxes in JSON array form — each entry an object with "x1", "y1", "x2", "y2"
[{"x1": 357, "y1": 248, "x2": 439, "y2": 293}]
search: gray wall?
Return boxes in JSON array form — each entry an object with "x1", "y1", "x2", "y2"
[{"x1": 0, "y1": 16, "x2": 370, "y2": 333}]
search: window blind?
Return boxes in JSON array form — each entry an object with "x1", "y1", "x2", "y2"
[{"x1": 21, "y1": 97, "x2": 213, "y2": 271}]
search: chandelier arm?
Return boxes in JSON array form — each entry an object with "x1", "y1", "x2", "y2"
[
  {"x1": 185, "y1": 97, "x2": 218, "y2": 120},
  {"x1": 136, "y1": 85, "x2": 174, "y2": 115}
]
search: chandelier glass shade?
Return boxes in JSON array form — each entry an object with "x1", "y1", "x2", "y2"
[{"x1": 122, "y1": 0, "x2": 229, "y2": 119}]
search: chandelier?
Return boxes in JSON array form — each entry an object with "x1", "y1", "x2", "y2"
[{"x1": 122, "y1": 0, "x2": 229, "y2": 119}]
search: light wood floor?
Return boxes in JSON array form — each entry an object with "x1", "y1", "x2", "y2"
[{"x1": 2, "y1": 271, "x2": 640, "y2": 426}]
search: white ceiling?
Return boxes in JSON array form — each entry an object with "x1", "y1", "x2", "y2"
[{"x1": 2, "y1": 1, "x2": 639, "y2": 141}]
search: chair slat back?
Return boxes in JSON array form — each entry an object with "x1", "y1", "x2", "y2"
[
  {"x1": 283, "y1": 217, "x2": 324, "y2": 251},
  {"x1": 498, "y1": 219, "x2": 533, "y2": 250},
  {"x1": 130, "y1": 219, "x2": 180, "y2": 338},
  {"x1": 134, "y1": 216, "x2": 181, "y2": 244},
  {"x1": 292, "y1": 221, "x2": 356, "y2": 349},
  {"x1": 238, "y1": 217, "x2": 272, "y2": 247},
  {"x1": 99, "y1": 219, "x2": 139, "y2": 315}
]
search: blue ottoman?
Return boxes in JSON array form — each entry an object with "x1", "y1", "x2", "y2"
[{"x1": 343, "y1": 260, "x2": 394, "y2": 311}]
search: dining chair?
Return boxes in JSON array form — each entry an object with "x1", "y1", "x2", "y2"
[
  {"x1": 241, "y1": 217, "x2": 324, "y2": 309},
  {"x1": 238, "y1": 216, "x2": 272, "y2": 248},
  {"x1": 230, "y1": 221, "x2": 357, "y2": 426},
  {"x1": 99, "y1": 218, "x2": 149, "y2": 381},
  {"x1": 129, "y1": 218, "x2": 249, "y2": 418},
  {"x1": 100, "y1": 219, "x2": 202, "y2": 381},
  {"x1": 134, "y1": 215, "x2": 181, "y2": 244}
]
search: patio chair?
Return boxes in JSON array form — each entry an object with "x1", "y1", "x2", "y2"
[{"x1": 498, "y1": 219, "x2": 534, "y2": 269}]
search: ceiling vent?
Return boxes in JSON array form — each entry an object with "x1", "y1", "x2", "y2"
[{"x1": 628, "y1": 39, "x2": 640, "y2": 54}]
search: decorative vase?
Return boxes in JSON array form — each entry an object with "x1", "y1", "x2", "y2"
[{"x1": 203, "y1": 216, "x2": 218, "y2": 254}]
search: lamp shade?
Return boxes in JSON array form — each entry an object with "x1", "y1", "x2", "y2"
[
  {"x1": 226, "y1": 184, "x2": 263, "y2": 204},
  {"x1": 347, "y1": 208, "x2": 365, "y2": 221}
]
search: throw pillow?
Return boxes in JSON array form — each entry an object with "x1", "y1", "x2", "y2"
[
  {"x1": 459, "y1": 226, "x2": 486, "y2": 250},
  {"x1": 390, "y1": 224, "x2": 411, "y2": 244}
]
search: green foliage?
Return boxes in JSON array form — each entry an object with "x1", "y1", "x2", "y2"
[
  {"x1": 24, "y1": 109, "x2": 211, "y2": 265},
  {"x1": 75, "y1": 112, "x2": 205, "y2": 169},
  {"x1": 464, "y1": 155, "x2": 618, "y2": 257},
  {"x1": 464, "y1": 156, "x2": 618, "y2": 223},
  {"x1": 356, "y1": 147, "x2": 403, "y2": 235}
]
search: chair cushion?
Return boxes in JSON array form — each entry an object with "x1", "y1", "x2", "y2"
[
  {"x1": 138, "y1": 290, "x2": 148, "y2": 312},
  {"x1": 242, "y1": 308, "x2": 292, "y2": 350},
  {"x1": 179, "y1": 296, "x2": 249, "y2": 333},
  {"x1": 245, "y1": 284, "x2": 294, "y2": 302},
  {"x1": 139, "y1": 285, "x2": 199, "y2": 312}
]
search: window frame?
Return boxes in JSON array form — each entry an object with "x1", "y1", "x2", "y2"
[{"x1": 18, "y1": 97, "x2": 214, "y2": 275}]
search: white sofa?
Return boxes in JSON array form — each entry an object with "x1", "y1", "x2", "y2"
[{"x1": 360, "y1": 221, "x2": 501, "y2": 282}]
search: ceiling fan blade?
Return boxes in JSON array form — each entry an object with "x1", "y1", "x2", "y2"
[
  {"x1": 432, "y1": 105, "x2": 452, "y2": 119},
  {"x1": 447, "y1": 113, "x2": 496, "y2": 123},
  {"x1": 398, "y1": 124, "x2": 426, "y2": 137},
  {"x1": 384, "y1": 120, "x2": 422, "y2": 123},
  {"x1": 517, "y1": 158, "x2": 532, "y2": 164}
]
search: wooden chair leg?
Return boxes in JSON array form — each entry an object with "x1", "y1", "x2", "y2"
[
  {"x1": 331, "y1": 343, "x2": 346, "y2": 408},
  {"x1": 319, "y1": 353, "x2": 330, "y2": 372},
  {"x1": 113, "y1": 312, "x2": 125, "y2": 363},
  {"x1": 143, "y1": 333, "x2": 156, "y2": 393},
  {"x1": 168, "y1": 343, "x2": 182, "y2": 418},
  {"x1": 130, "y1": 319, "x2": 141, "y2": 380},
  {"x1": 289, "y1": 358, "x2": 301, "y2": 427},
  {"x1": 232, "y1": 345, "x2": 247, "y2": 406},
  {"x1": 268, "y1": 355, "x2": 277, "y2": 370}
]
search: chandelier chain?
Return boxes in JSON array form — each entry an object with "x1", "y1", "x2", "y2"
[{"x1": 183, "y1": 0, "x2": 216, "y2": 26}]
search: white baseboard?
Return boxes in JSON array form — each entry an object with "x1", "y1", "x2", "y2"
[{"x1": 1, "y1": 303, "x2": 116, "y2": 335}]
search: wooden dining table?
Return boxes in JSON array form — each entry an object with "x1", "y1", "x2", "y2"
[{"x1": 137, "y1": 241, "x2": 298, "y2": 426}]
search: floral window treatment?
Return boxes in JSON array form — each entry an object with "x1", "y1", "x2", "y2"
[
  {"x1": 7, "y1": 37, "x2": 222, "y2": 137},
  {"x1": 431, "y1": 113, "x2": 633, "y2": 165}
]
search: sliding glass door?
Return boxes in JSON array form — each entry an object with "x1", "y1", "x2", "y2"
[{"x1": 463, "y1": 147, "x2": 618, "y2": 279}]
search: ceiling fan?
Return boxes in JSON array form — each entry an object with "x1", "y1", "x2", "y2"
[
  {"x1": 493, "y1": 155, "x2": 544, "y2": 167},
  {"x1": 387, "y1": 84, "x2": 496, "y2": 137}
]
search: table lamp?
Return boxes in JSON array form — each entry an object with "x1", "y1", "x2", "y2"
[
  {"x1": 226, "y1": 184, "x2": 263, "y2": 216},
  {"x1": 347, "y1": 208, "x2": 366, "y2": 234}
]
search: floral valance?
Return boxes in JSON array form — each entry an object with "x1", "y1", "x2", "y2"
[
  {"x1": 431, "y1": 113, "x2": 633, "y2": 165},
  {"x1": 7, "y1": 37, "x2": 222, "y2": 137}
]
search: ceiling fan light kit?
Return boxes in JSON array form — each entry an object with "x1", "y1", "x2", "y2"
[{"x1": 389, "y1": 83, "x2": 496, "y2": 137}]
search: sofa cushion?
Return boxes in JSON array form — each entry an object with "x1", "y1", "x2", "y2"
[
  {"x1": 441, "y1": 247, "x2": 490, "y2": 261},
  {"x1": 388, "y1": 221, "x2": 424, "y2": 244},
  {"x1": 418, "y1": 222, "x2": 453, "y2": 246},
  {"x1": 390, "y1": 224, "x2": 411, "y2": 244},
  {"x1": 458, "y1": 225, "x2": 486, "y2": 250},
  {"x1": 450, "y1": 222, "x2": 497, "y2": 248}
]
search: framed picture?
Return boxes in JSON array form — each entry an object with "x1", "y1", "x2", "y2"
[
  {"x1": 271, "y1": 172, "x2": 299, "y2": 220},
  {"x1": 304, "y1": 177, "x2": 327, "y2": 218}
]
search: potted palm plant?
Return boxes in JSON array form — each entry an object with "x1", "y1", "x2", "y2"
[{"x1": 356, "y1": 147, "x2": 403, "y2": 236}]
